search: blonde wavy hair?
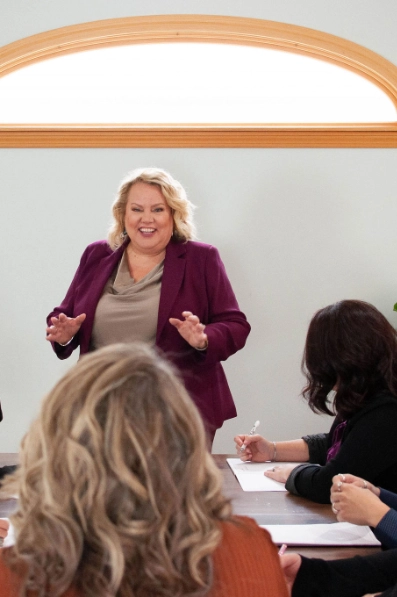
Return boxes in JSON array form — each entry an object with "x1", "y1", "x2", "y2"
[
  {"x1": 108, "y1": 167, "x2": 197, "y2": 250},
  {"x1": 1, "y1": 343, "x2": 232, "y2": 597}
]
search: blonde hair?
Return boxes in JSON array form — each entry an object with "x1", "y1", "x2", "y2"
[
  {"x1": 2, "y1": 344, "x2": 231, "y2": 597},
  {"x1": 108, "y1": 168, "x2": 196, "y2": 250}
]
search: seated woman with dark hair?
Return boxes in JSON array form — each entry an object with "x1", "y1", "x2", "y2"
[
  {"x1": 235, "y1": 300, "x2": 397, "y2": 503},
  {"x1": 0, "y1": 343, "x2": 287, "y2": 597}
]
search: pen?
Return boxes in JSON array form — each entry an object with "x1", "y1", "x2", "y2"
[
  {"x1": 278, "y1": 544, "x2": 288, "y2": 555},
  {"x1": 240, "y1": 420, "x2": 260, "y2": 452}
]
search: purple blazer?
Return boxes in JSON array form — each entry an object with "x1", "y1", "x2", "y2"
[{"x1": 47, "y1": 239, "x2": 251, "y2": 429}]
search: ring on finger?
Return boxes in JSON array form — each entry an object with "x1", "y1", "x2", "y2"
[
  {"x1": 362, "y1": 480, "x2": 368, "y2": 489},
  {"x1": 339, "y1": 473, "x2": 346, "y2": 482},
  {"x1": 337, "y1": 481, "x2": 342, "y2": 491}
]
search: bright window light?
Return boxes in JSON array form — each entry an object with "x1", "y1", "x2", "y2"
[{"x1": 0, "y1": 43, "x2": 395, "y2": 123}]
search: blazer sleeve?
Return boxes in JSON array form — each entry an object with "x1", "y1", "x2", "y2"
[
  {"x1": 197, "y1": 245, "x2": 251, "y2": 366},
  {"x1": 380, "y1": 489, "x2": 397, "y2": 511},
  {"x1": 374, "y1": 507, "x2": 397, "y2": 549}
]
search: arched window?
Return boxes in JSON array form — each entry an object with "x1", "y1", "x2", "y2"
[{"x1": 0, "y1": 15, "x2": 397, "y2": 147}]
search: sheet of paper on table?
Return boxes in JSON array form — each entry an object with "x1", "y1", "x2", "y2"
[
  {"x1": 227, "y1": 458, "x2": 304, "y2": 492},
  {"x1": 261, "y1": 521, "x2": 381, "y2": 546}
]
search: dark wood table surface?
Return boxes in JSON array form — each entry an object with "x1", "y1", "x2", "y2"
[
  {"x1": 214, "y1": 454, "x2": 381, "y2": 560},
  {"x1": 0, "y1": 453, "x2": 382, "y2": 560}
]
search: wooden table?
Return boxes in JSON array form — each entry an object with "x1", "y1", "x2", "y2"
[
  {"x1": 0, "y1": 453, "x2": 383, "y2": 560},
  {"x1": 214, "y1": 454, "x2": 381, "y2": 560}
]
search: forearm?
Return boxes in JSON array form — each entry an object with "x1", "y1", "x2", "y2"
[
  {"x1": 204, "y1": 317, "x2": 250, "y2": 364},
  {"x1": 273, "y1": 439, "x2": 309, "y2": 462},
  {"x1": 293, "y1": 551, "x2": 397, "y2": 597},
  {"x1": 201, "y1": 245, "x2": 250, "y2": 364}
]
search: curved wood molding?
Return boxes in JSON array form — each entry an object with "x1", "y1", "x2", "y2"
[{"x1": 0, "y1": 15, "x2": 397, "y2": 147}]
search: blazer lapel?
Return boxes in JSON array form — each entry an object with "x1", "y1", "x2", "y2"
[
  {"x1": 84, "y1": 244, "x2": 126, "y2": 312},
  {"x1": 156, "y1": 240, "x2": 187, "y2": 341},
  {"x1": 80, "y1": 243, "x2": 126, "y2": 352}
]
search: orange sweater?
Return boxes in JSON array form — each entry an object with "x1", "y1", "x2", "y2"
[{"x1": 0, "y1": 516, "x2": 288, "y2": 597}]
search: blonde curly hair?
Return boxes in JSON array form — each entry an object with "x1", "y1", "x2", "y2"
[
  {"x1": 2, "y1": 343, "x2": 231, "y2": 597},
  {"x1": 108, "y1": 167, "x2": 197, "y2": 250}
]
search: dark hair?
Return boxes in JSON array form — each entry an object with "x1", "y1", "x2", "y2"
[{"x1": 302, "y1": 300, "x2": 397, "y2": 418}]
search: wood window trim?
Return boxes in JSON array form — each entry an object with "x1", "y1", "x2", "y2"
[{"x1": 0, "y1": 14, "x2": 397, "y2": 148}]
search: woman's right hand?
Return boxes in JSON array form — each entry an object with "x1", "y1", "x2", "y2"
[
  {"x1": 332, "y1": 473, "x2": 380, "y2": 496},
  {"x1": 46, "y1": 312, "x2": 86, "y2": 346},
  {"x1": 280, "y1": 553, "x2": 302, "y2": 596},
  {"x1": 234, "y1": 434, "x2": 273, "y2": 462}
]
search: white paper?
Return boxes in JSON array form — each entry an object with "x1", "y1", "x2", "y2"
[
  {"x1": 261, "y1": 521, "x2": 381, "y2": 546},
  {"x1": 227, "y1": 458, "x2": 302, "y2": 491}
]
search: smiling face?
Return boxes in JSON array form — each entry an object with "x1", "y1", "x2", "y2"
[{"x1": 124, "y1": 181, "x2": 174, "y2": 256}]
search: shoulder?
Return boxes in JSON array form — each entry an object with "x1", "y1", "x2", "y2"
[
  {"x1": 168, "y1": 239, "x2": 216, "y2": 253},
  {"x1": 186, "y1": 240, "x2": 215, "y2": 251},
  {"x1": 0, "y1": 550, "x2": 79, "y2": 597},
  {"x1": 211, "y1": 517, "x2": 288, "y2": 596},
  {"x1": 166, "y1": 240, "x2": 222, "y2": 264},
  {"x1": 375, "y1": 391, "x2": 397, "y2": 406},
  {"x1": 181, "y1": 240, "x2": 222, "y2": 262},
  {"x1": 347, "y1": 392, "x2": 397, "y2": 432},
  {"x1": 82, "y1": 240, "x2": 113, "y2": 257},
  {"x1": 354, "y1": 391, "x2": 397, "y2": 418},
  {"x1": 78, "y1": 240, "x2": 119, "y2": 266},
  {"x1": 0, "y1": 549, "x2": 24, "y2": 597},
  {"x1": 216, "y1": 515, "x2": 275, "y2": 552}
]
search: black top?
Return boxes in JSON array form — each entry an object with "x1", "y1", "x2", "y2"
[
  {"x1": 293, "y1": 549, "x2": 397, "y2": 597},
  {"x1": 285, "y1": 391, "x2": 397, "y2": 503}
]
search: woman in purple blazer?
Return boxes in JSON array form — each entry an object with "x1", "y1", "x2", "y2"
[{"x1": 46, "y1": 167, "x2": 250, "y2": 444}]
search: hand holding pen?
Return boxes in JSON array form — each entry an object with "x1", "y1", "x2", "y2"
[
  {"x1": 234, "y1": 426, "x2": 276, "y2": 462},
  {"x1": 239, "y1": 420, "x2": 260, "y2": 452}
]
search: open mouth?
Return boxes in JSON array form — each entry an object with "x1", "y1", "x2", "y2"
[{"x1": 139, "y1": 227, "x2": 156, "y2": 234}]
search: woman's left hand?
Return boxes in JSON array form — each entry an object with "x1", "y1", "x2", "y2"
[
  {"x1": 169, "y1": 311, "x2": 208, "y2": 350},
  {"x1": 264, "y1": 464, "x2": 297, "y2": 484},
  {"x1": 279, "y1": 553, "x2": 302, "y2": 595},
  {"x1": 330, "y1": 480, "x2": 390, "y2": 527}
]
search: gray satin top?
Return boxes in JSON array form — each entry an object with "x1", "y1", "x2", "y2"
[{"x1": 90, "y1": 251, "x2": 163, "y2": 350}]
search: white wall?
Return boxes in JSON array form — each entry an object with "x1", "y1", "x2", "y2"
[{"x1": 0, "y1": 1, "x2": 397, "y2": 454}]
